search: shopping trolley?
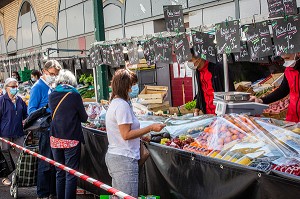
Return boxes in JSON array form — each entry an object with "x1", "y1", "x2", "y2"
[{"x1": 10, "y1": 131, "x2": 39, "y2": 198}]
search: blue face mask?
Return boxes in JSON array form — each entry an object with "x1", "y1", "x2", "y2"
[
  {"x1": 129, "y1": 84, "x2": 139, "y2": 98},
  {"x1": 31, "y1": 77, "x2": 36, "y2": 82},
  {"x1": 10, "y1": 88, "x2": 18, "y2": 96}
]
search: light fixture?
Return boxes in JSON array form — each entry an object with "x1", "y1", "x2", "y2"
[{"x1": 123, "y1": 46, "x2": 128, "y2": 54}]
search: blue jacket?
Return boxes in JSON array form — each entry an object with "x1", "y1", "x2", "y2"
[
  {"x1": 28, "y1": 78, "x2": 51, "y2": 114},
  {"x1": 0, "y1": 94, "x2": 28, "y2": 138}
]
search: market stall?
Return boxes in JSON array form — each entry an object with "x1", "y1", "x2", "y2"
[{"x1": 78, "y1": 104, "x2": 300, "y2": 198}]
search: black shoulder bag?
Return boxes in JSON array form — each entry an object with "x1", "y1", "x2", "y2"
[{"x1": 23, "y1": 105, "x2": 51, "y2": 132}]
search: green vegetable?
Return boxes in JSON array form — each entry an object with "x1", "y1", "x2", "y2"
[
  {"x1": 184, "y1": 100, "x2": 196, "y2": 110},
  {"x1": 79, "y1": 74, "x2": 94, "y2": 85}
]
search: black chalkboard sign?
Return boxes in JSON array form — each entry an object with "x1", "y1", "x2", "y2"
[
  {"x1": 127, "y1": 42, "x2": 139, "y2": 65},
  {"x1": 250, "y1": 56, "x2": 270, "y2": 63},
  {"x1": 233, "y1": 41, "x2": 251, "y2": 62},
  {"x1": 173, "y1": 33, "x2": 192, "y2": 64},
  {"x1": 272, "y1": 15, "x2": 300, "y2": 56},
  {"x1": 75, "y1": 58, "x2": 81, "y2": 70},
  {"x1": 192, "y1": 31, "x2": 218, "y2": 63},
  {"x1": 268, "y1": 0, "x2": 298, "y2": 18},
  {"x1": 111, "y1": 44, "x2": 125, "y2": 67},
  {"x1": 94, "y1": 45, "x2": 103, "y2": 66},
  {"x1": 101, "y1": 46, "x2": 114, "y2": 66},
  {"x1": 163, "y1": 5, "x2": 185, "y2": 32},
  {"x1": 202, "y1": 33, "x2": 218, "y2": 63},
  {"x1": 243, "y1": 22, "x2": 273, "y2": 59},
  {"x1": 191, "y1": 31, "x2": 203, "y2": 58},
  {"x1": 143, "y1": 39, "x2": 156, "y2": 66},
  {"x1": 153, "y1": 37, "x2": 173, "y2": 64},
  {"x1": 215, "y1": 20, "x2": 240, "y2": 54},
  {"x1": 216, "y1": 53, "x2": 234, "y2": 64}
]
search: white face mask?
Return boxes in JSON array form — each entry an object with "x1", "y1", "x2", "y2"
[
  {"x1": 45, "y1": 75, "x2": 56, "y2": 84},
  {"x1": 283, "y1": 60, "x2": 296, "y2": 67},
  {"x1": 283, "y1": 54, "x2": 297, "y2": 67},
  {"x1": 186, "y1": 61, "x2": 197, "y2": 70}
]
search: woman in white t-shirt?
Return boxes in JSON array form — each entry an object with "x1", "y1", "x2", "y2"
[{"x1": 105, "y1": 69, "x2": 165, "y2": 197}]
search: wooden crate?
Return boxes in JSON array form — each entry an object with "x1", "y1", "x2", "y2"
[{"x1": 138, "y1": 85, "x2": 168, "y2": 104}]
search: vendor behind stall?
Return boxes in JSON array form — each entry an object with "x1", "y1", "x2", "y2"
[
  {"x1": 189, "y1": 49, "x2": 235, "y2": 115},
  {"x1": 250, "y1": 53, "x2": 300, "y2": 122}
]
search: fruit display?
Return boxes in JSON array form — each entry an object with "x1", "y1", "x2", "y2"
[
  {"x1": 263, "y1": 96, "x2": 289, "y2": 119},
  {"x1": 154, "y1": 114, "x2": 300, "y2": 176},
  {"x1": 82, "y1": 102, "x2": 106, "y2": 131}
]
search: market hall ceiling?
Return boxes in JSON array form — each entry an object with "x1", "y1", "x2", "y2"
[{"x1": 0, "y1": 0, "x2": 14, "y2": 9}]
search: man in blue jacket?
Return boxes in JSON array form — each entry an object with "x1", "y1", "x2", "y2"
[{"x1": 28, "y1": 60, "x2": 61, "y2": 199}]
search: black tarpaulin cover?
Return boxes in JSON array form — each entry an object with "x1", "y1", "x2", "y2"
[{"x1": 79, "y1": 127, "x2": 300, "y2": 199}]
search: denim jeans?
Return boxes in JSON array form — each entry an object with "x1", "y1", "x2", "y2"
[
  {"x1": 105, "y1": 153, "x2": 139, "y2": 197},
  {"x1": 37, "y1": 130, "x2": 56, "y2": 198},
  {"x1": 52, "y1": 144, "x2": 81, "y2": 199}
]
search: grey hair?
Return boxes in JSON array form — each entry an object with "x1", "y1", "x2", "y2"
[
  {"x1": 4, "y1": 78, "x2": 18, "y2": 89},
  {"x1": 44, "y1": 60, "x2": 62, "y2": 70},
  {"x1": 55, "y1": 69, "x2": 77, "y2": 87}
]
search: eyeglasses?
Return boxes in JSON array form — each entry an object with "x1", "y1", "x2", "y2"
[
  {"x1": 45, "y1": 69, "x2": 57, "y2": 77},
  {"x1": 7, "y1": 86, "x2": 18, "y2": 88}
]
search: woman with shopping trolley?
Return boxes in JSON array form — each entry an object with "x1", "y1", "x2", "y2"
[{"x1": 0, "y1": 78, "x2": 28, "y2": 186}]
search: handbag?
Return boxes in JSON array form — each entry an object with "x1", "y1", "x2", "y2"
[
  {"x1": 0, "y1": 149, "x2": 15, "y2": 178},
  {"x1": 23, "y1": 92, "x2": 71, "y2": 132},
  {"x1": 23, "y1": 105, "x2": 51, "y2": 132},
  {"x1": 138, "y1": 142, "x2": 150, "y2": 166}
]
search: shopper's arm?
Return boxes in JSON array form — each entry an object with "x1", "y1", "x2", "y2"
[
  {"x1": 118, "y1": 123, "x2": 165, "y2": 140},
  {"x1": 22, "y1": 99, "x2": 28, "y2": 119},
  {"x1": 261, "y1": 75, "x2": 290, "y2": 104},
  {"x1": 27, "y1": 86, "x2": 41, "y2": 114}
]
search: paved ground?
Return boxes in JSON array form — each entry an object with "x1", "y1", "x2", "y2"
[{"x1": 0, "y1": 149, "x2": 97, "y2": 199}]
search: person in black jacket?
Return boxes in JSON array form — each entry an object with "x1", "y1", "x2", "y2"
[
  {"x1": 48, "y1": 69, "x2": 88, "y2": 199},
  {"x1": 189, "y1": 49, "x2": 235, "y2": 115}
]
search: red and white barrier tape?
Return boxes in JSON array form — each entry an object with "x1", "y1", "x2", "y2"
[{"x1": 0, "y1": 137, "x2": 136, "y2": 199}]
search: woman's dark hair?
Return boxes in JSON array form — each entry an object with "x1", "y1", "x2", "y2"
[
  {"x1": 31, "y1": 70, "x2": 41, "y2": 79},
  {"x1": 110, "y1": 69, "x2": 133, "y2": 101},
  {"x1": 12, "y1": 71, "x2": 21, "y2": 81}
]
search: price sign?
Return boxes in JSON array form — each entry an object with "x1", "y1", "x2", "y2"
[
  {"x1": 101, "y1": 46, "x2": 114, "y2": 66},
  {"x1": 75, "y1": 58, "x2": 81, "y2": 70},
  {"x1": 272, "y1": 15, "x2": 300, "y2": 56},
  {"x1": 173, "y1": 33, "x2": 192, "y2": 64},
  {"x1": 243, "y1": 22, "x2": 273, "y2": 59},
  {"x1": 111, "y1": 44, "x2": 125, "y2": 67},
  {"x1": 217, "y1": 54, "x2": 234, "y2": 64},
  {"x1": 268, "y1": 0, "x2": 298, "y2": 18},
  {"x1": 127, "y1": 42, "x2": 139, "y2": 65},
  {"x1": 163, "y1": 5, "x2": 185, "y2": 32},
  {"x1": 94, "y1": 45, "x2": 103, "y2": 66},
  {"x1": 143, "y1": 39, "x2": 156, "y2": 66},
  {"x1": 234, "y1": 41, "x2": 251, "y2": 62},
  {"x1": 215, "y1": 20, "x2": 241, "y2": 54},
  {"x1": 192, "y1": 31, "x2": 218, "y2": 63},
  {"x1": 250, "y1": 56, "x2": 270, "y2": 63},
  {"x1": 153, "y1": 37, "x2": 172, "y2": 64}
]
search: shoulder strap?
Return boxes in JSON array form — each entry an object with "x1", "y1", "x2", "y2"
[{"x1": 52, "y1": 92, "x2": 71, "y2": 120}]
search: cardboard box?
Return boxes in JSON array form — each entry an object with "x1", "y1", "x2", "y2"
[
  {"x1": 138, "y1": 86, "x2": 168, "y2": 104},
  {"x1": 148, "y1": 101, "x2": 170, "y2": 112}
]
